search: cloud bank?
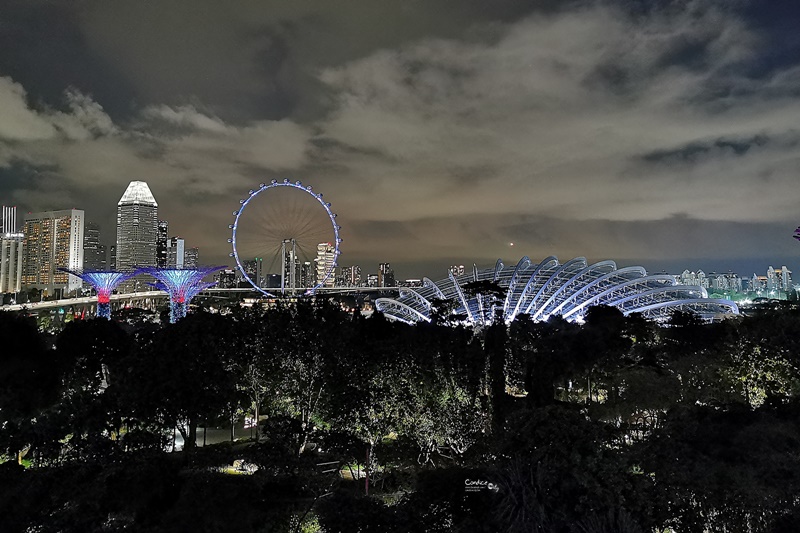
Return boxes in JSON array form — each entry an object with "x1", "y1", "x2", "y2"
[{"x1": 1, "y1": 1, "x2": 798, "y2": 276}]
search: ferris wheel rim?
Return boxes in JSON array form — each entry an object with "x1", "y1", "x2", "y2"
[{"x1": 230, "y1": 180, "x2": 342, "y2": 297}]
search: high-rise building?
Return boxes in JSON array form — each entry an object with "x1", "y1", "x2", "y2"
[
  {"x1": 340, "y1": 265, "x2": 362, "y2": 287},
  {"x1": 2, "y1": 206, "x2": 18, "y2": 235},
  {"x1": 1, "y1": 206, "x2": 24, "y2": 294},
  {"x1": 157, "y1": 220, "x2": 169, "y2": 268},
  {"x1": 185, "y1": 247, "x2": 199, "y2": 269},
  {"x1": 780, "y1": 266, "x2": 792, "y2": 292},
  {"x1": 378, "y1": 262, "x2": 395, "y2": 288},
  {"x1": 300, "y1": 261, "x2": 314, "y2": 288},
  {"x1": 679, "y1": 269, "x2": 709, "y2": 289},
  {"x1": 281, "y1": 239, "x2": 297, "y2": 293},
  {"x1": 708, "y1": 272, "x2": 742, "y2": 293},
  {"x1": 22, "y1": 209, "x2": 84, "y2": 294},
  {"x1": 315, "y1": 242, "x2": 336, "y2": 287},
  {"x1": 109, "y1": 245, "x2": 116, "y2": 270},
  {"x1": 116, "y1": 181, "x2": 158, "y2": 272},
  {"x1": 215, "y1": 269, "x2": 236, "y2": 288},
  {"x1": 766, "y1": 266, "x2": 779, "y2": 292},
  {"x1": 83, "y1": 222, "x2": 107, "y2": 270},
  {"x1": 166, "y1": 236, "x2": 185, "y2": 268},
  {"x1": 242, "y1": 258, "x2": 263, "y2": 287}
]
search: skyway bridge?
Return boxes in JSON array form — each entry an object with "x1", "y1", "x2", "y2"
[{"x1": 1, "y1": 286, "x2": 398, "y2": 315}]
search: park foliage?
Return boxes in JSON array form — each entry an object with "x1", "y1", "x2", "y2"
[{"x1": 2, "y1": 299, "x2": 800, "y2": 532}]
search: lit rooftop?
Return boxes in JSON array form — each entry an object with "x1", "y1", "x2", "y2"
[{"x1": 118, "y1": 181, "x2": 158, "y2": 207}]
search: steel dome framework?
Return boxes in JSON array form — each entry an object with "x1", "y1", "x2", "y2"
[{"x1": 375, "y1": 256, "x2": 739, "y2": 325}]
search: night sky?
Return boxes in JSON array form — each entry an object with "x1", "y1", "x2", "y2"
[{"x1": 1, "y1": 0, "x2": 799, "y2": 279}]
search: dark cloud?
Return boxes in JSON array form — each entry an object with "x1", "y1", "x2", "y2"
[
  {"x1": 639, "y1": 134, "x2": 771, "y2": 165},
  {"x1": 0, "y1": 1, "x2": 136, "y2": 120},
  {"x1": 0, "y1": 159, "x2": 55, "y2": 210}
]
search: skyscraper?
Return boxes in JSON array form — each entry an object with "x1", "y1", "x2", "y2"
[
  {"x1": 116, "y1": 181, "x2": 158, "y2": 272},
  {"x1": 157, "y1": 220, "x2": 169, "y2": 268},
  {"x1": 281, "y1": 238, "x2": 297, "y2": 293},
  {"x1": 242, "y1": 257, "x2": 263, "y2": 287},
  {"x1": 184, "y1": 247, "x2": 199, "y2": 269},
  {"x1": 2, "y1": 206, "x2": 18, "y2": 236},
  {"x1": 315, "y1": 242, "x2": 336, "y2": 287},
  {"x1": 300, "y1": 261, "x2": 314, "y2": 288},
  {"x1": 378, "y1": 262, "x2": 395, "y2": 288},
  {"x1": 83, "y1": 222, "x2": 107, "y2": 270},
  {"x1": 1, "y1": 206, "x2": 24, "y2": 295},
  {"x1": 339, "y1": 265, "x2": 362, "y2": 287},
  {"x1": 22, "y1": 209, "x2": 84, "y2": 294},
  {"x1": 166, "y1": 236, "x2": 185, "y2": 268}
]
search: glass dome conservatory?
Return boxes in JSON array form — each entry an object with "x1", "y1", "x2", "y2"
[{"x1": 375, "y1": 256, "x2": 739, "y2": 325}]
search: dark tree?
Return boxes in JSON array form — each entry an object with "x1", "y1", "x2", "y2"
[{"x1": 0, "y1": 313, "x2": 60, "y2": 464}]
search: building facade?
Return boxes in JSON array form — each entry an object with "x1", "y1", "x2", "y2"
[
  {"x1": 83, "y1": 222, "x2": 107, "y2": 270},
  {"x1": 1, "y1": 206, "x2": 24, "y2": 294},
  {"x1": 157, "y1": 220, "x2": 169, "y2": 268},
  {"x1": 339, "y1": 265, "x2": 362, "y2": 287},
  {"x1": 116, "y1": 181, "x2": 158, "y2": 272},
  {"x1": 378, "y1": 262, "x2": 396, "y2": 288},
  {"x1": 184, "y1": 247, "x2": 199, "y2": 269},
  {"x1": 166, "y1": 236, "x2": 185, "y2": 268},
  {"x1": 315, "y1": 242, "x2": 336, "y2": 287},
  {"x1": 22, "y1": 208, "x2": 84, "y2": 294}
]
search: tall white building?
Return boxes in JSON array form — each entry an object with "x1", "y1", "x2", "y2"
[
  {"x1": 1, "y1": 206, "x2": 24, "y2": 294},
  {"x1": 315, "y1": 242, "x2": 336, "y2": 287},
  {"x1": 22, "y1": 209, "x2": 84, "y2": 294},
  {"x1": 779, "y1": 266, "x2": 792, "y2": 292},
  {"x1": 116, "y1": 181, "x2": 158, "y2": 272}
]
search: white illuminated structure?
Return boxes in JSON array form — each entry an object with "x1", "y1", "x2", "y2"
[
  {"x1": 1, "y1": 206, "x2": 24, "y2": 294},
  {"x1": 315, "y1": 242, "x2": 336, "y2": 288},
  {"x1": 376, "y1": 255, "x2": 740, "y2": 325},
  {"x1": 116, "y1": 181, "x2": 158, "y2": 272}
]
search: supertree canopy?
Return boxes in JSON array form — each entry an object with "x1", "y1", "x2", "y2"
[
  {"x1": 139, "y1": 266, "x2": 225, "y2": 323},
  {"x1": 376, "y1": 255, "x2": 740, "y2": 326},
  {"x1": 59, "y1": 268, "x2": 138, "y2": 319},
  {"x1": 794, "y1": 226, "x2": 800, "y2": 242}
]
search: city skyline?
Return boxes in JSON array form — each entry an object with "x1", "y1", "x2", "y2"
[{"x1": 1, "y1": 2, "x2": 800, "y2": 278}]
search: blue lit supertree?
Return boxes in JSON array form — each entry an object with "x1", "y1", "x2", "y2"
[
  {"x1": 139, "y1": 266, "x2": 225, "y2": 323},
  {"x1": 59, "y1": 268, "x2": 137, "y2": 319},
  {"x1": 794, "y1": 226, "x2": 800, "y2": 243}
]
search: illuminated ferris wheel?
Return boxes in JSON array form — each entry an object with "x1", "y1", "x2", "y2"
[{"x1": 229, "y1": 180, "x2": 341, "y2": 297}]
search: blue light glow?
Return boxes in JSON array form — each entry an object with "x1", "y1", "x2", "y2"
[
  {"x1": 139, "y1": 267, "x2": 224, "y2": 323},
  {"x1": 375, "y1": 256, "x2": 740, "y2": 325},
  {"x1": 58, "y1": 268, "x2": 137, "y2": 319}
]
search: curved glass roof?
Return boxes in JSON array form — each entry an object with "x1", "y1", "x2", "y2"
[{"x1": 375, "y1": 256, "x2": 739, "y2": 325}]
